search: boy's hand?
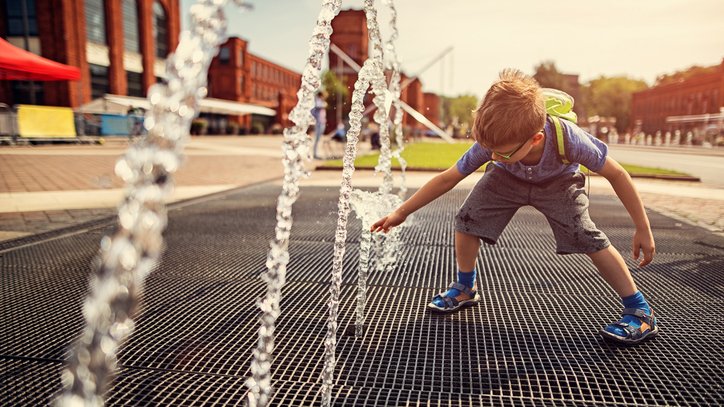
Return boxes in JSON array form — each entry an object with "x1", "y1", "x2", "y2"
[
  {"x1": 370, "y1": 210, "x2": 407, "y2": 233},
  {"x1": 632, "y1": 228, "x2": 655, "y2": 267}
]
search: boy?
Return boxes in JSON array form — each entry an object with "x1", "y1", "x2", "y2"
[{"x1": 371, "y1": 69, "x2": 657, "y2": 345}]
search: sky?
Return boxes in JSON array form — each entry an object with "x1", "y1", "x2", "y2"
[{"x1": 181, "y1": 0, "x2": 724, "y2": 99}]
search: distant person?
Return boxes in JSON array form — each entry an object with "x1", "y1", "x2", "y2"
[
  {"x1": 332, "y1": 122, "x2": 347, "y2": 143},
  {"x1": 371, "y1": 69, "x2": 658, "y2": 345},
  {"x1": 368, "y1": 122, "x2": 381, "y2": 150},
  {"x1": 311, "y1": 91, "x2": 327, "y2": 159}
]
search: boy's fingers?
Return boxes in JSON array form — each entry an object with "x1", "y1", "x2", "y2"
[
  {"x1": 642, "y1": 248, "x2": 654, "y2": 266},
  {"x1": 370, "y1": 219, "x2": 384, "y2": 232},
  {"x1": 636, "y1": 246, "x2": 654, "y2": 267},
  {"x1": 639, "y1": 256, "x2": 650, "y2": 267},
  {"x1": 632, "y1": 243, "x2": 640, "y2": 259}
]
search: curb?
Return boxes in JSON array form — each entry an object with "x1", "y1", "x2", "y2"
[
  {"x1": 314, "y1": 165, "x2": 701, "y2": 182},
  {"x1": 0, "y1": 177, "x2": 283, "y2": 252}
]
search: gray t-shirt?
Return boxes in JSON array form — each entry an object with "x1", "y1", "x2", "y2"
[{"x1": 456, "y1": 118, "x2": 608, "y2": 184}]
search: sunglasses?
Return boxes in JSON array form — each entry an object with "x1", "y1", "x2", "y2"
[{"x1": 491, "y1": 129, "x2": 543, "y2": 160}]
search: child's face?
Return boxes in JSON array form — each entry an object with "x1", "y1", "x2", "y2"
[{"x1": 487, "y1": 132, "x2": 544, "y2": 163}]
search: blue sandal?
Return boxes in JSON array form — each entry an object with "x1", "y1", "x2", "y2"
[
  {"x1": 427, "y1": 282, "x2": 481, "y2": 313},
  {"x1": 600, "y1": 307, "x2": 659, "y2": 345}
]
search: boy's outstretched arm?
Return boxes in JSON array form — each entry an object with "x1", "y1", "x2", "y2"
[
  {"x1": 371, "y1": 164, "x2": 468, "y2": 233},
  {"x1": 596, "y1": 157, "x2": 656, "y2": 267}
]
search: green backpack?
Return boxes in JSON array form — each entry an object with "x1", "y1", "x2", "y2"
[{"x1": 542, "y1": 88, "x2": 577, "y2": 164}]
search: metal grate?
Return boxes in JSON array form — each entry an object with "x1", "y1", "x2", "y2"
[{"x1": 1, "y1": 184, "x2": 723, "y2": 406}]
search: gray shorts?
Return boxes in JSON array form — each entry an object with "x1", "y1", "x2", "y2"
[{"x1": 455, "y1": 165, "x2": 610, "y2": 254}]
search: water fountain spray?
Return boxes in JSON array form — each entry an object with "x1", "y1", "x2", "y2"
[
  {"x1": 321, "y1": 0, "x2": 410, "y2": 404},
  {"x1": 245, "y1": 2, "x2": 343, "y2": 407},
  {"x1": 56, "y1": 1, "x2": 249, "y2": 405},
  {"x1": 384, "y1": 0, "x2": 408, "y2": 201},
  {"x1": 349, "y1": 0, "x2": 407, "y2": 342},
  {"x1": 320, "y1": 55, "x2": 389, "y2": 407},
  {"x1": 372, "y1": 0, "x2": 406, "y2": 275}
]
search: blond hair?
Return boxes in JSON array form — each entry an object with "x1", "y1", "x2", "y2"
[{"x1": 472, "y1": 68, "x2": 546, "y2": 148}]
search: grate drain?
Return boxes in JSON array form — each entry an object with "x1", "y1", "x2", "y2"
[{"x1": 1, "y1": 185, "x2": 722, "y2": 406}]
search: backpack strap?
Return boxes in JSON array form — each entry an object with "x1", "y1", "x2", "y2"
[{"x1": 549, "y1": 115, "x2": 570, "y2": 164}]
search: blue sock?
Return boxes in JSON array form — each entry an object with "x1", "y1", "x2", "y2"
[
  {"x1": 605, "y1": 291, "x2": 651, "y2": 336},
  {"x1": 432, "y1": 269, "x2": 476, "y2": 307}
]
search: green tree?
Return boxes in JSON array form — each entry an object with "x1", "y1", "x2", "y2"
[
  {"x1": 322, "y1": 70, "x2": 349, "y2": 122},
  {"x1": 583, "y1": 76, "x2": 648, "y2": 133},
  {"x1": 533, "y1": 60, "x2": 566, "y2": 90},
  {"x1": 442, "y1": 94, "x2": 479, "y2": 129}
]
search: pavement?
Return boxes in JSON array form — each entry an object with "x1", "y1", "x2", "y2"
[{"x1": 0, "y1": 135, "x2": 722, "y2": 243}]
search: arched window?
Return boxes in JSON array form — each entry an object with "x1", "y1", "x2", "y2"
[
  {"x1": 152, "y1": 1, "x2": 168, "y2": 58},
  {"x1": 122, "y1": 0, "x2": 140, "y2": 53},
  {"x1": 84, "y1": 0, "x2": 107, "y2": 44}
]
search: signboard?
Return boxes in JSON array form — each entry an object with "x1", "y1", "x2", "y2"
[{"x1": 17, "y1": 105, "x2": 76, "y2": 138}]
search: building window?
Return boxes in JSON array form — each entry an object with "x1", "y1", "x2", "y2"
[
  {"x1": 89, "y1": 64, "x2": 109, "y2": 99},
  {"x1": 4, "y1": 0, "x2": 41, "y2": 54},
  {"x1": 85, "y1": 0, "x2": 107, "y2": 44},
  {"x1": 152, "y1": 1, "x2": 168, "y2": 58},
  {"x1": 5, "y1": 0, "x2": 38, "y2": 36},
  {"x1": 122, "y1": 0, "x2": 140, "y2": 53},
  {"x1": 126, "y1": 71, "x2": 143, "y2": 97},
  {"x1": 219, "y1": 47, "x2": 230, "y2": 65},
  {"x1": 11, "y1": 81, "x2": 44, "y2": 105},
  {"x1": 239, "y1": 75, "x2": 244, "y2": 94}
]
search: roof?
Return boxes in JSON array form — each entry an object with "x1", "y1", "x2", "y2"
[
  {"x1": 0, "y1": 38, "x2": 80, "y2": 81},
  {"x1": 78, "y1": 94, "x2": 276, "y2": 117}
]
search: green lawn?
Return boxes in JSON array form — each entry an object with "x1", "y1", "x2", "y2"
[{"x1": 324, "y1": 142, "x2": 691, "y2": 177}]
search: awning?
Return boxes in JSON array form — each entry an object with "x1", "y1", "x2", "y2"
[
  {"x1": 0, "y1": 37, "x2": 81, "y2": 81},
  {"x1": 201, "y1": 98, "x2": 277, "y2": 116},
  {"x1": 78, "y1": 94, "x2": 276, "y2": 116}
]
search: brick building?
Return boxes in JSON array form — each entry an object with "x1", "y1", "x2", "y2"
[
  {"x1": 631, "y1": 59, "x2": 724, "y2": 138},
  {"x1": 206, "y1": 36, "x2": 301, "y2": 133},
  {"x1": 328, "y1": 9, "x2": 368, "y2": 131},
  {"x1": 0, "y1": 0, "x2": 180, "y2": 108},
  {"x1": 423, "y1": 92, "x2": 441, "y2": 127},
  {"x1": 329, "y1": 9, "x2": 439, "y2": 133}
]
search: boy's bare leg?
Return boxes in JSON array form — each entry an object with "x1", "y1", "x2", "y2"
[
  {"x1": 587, "y1": 245, "x2": 637, "y2": 297},
  {"x1": 588, "y1": 245, "x2": 658, "y2": 342},
  {"x1": 455, "y1": 231, "x2": 480, "y2": 273},
  {"x1": 429, "y1": 231, "x2": 482, "y2": 310}
]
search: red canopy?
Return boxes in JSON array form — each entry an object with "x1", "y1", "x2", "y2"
[{"x1": 0, "y1": 37, "x2": 80, "y2": 81}]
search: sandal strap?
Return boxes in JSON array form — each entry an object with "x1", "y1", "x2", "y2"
[
  {"x1": 449, "y1": 282, "x2": 476, "y2": 298},
  {"x1": 611, "y1": 322, "x2": 641, "y2": 339},
  {"x1": 622, "y1": 308, "x2": 655, "y2": 324},
  {"x1": 442, "y1": 296, "x2": 458, "y2": 308}
]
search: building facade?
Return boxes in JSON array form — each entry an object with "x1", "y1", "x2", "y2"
[
  {"x1": 329, "y1": 9, "x2": 439, "y2": 134},
  {"x1": 0, "y1": 0, "x2": 180, "y2": 108},
  {"x1": 631, "y1": 59, "x2": 724, "y2": 139},
  {"x1": 206, "y1": 36, "x2": 301, "y2": 132}
]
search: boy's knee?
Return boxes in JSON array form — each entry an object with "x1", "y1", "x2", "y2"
[{"x1": 455, "y1": 230, "x2": 479, "y2": 242}]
